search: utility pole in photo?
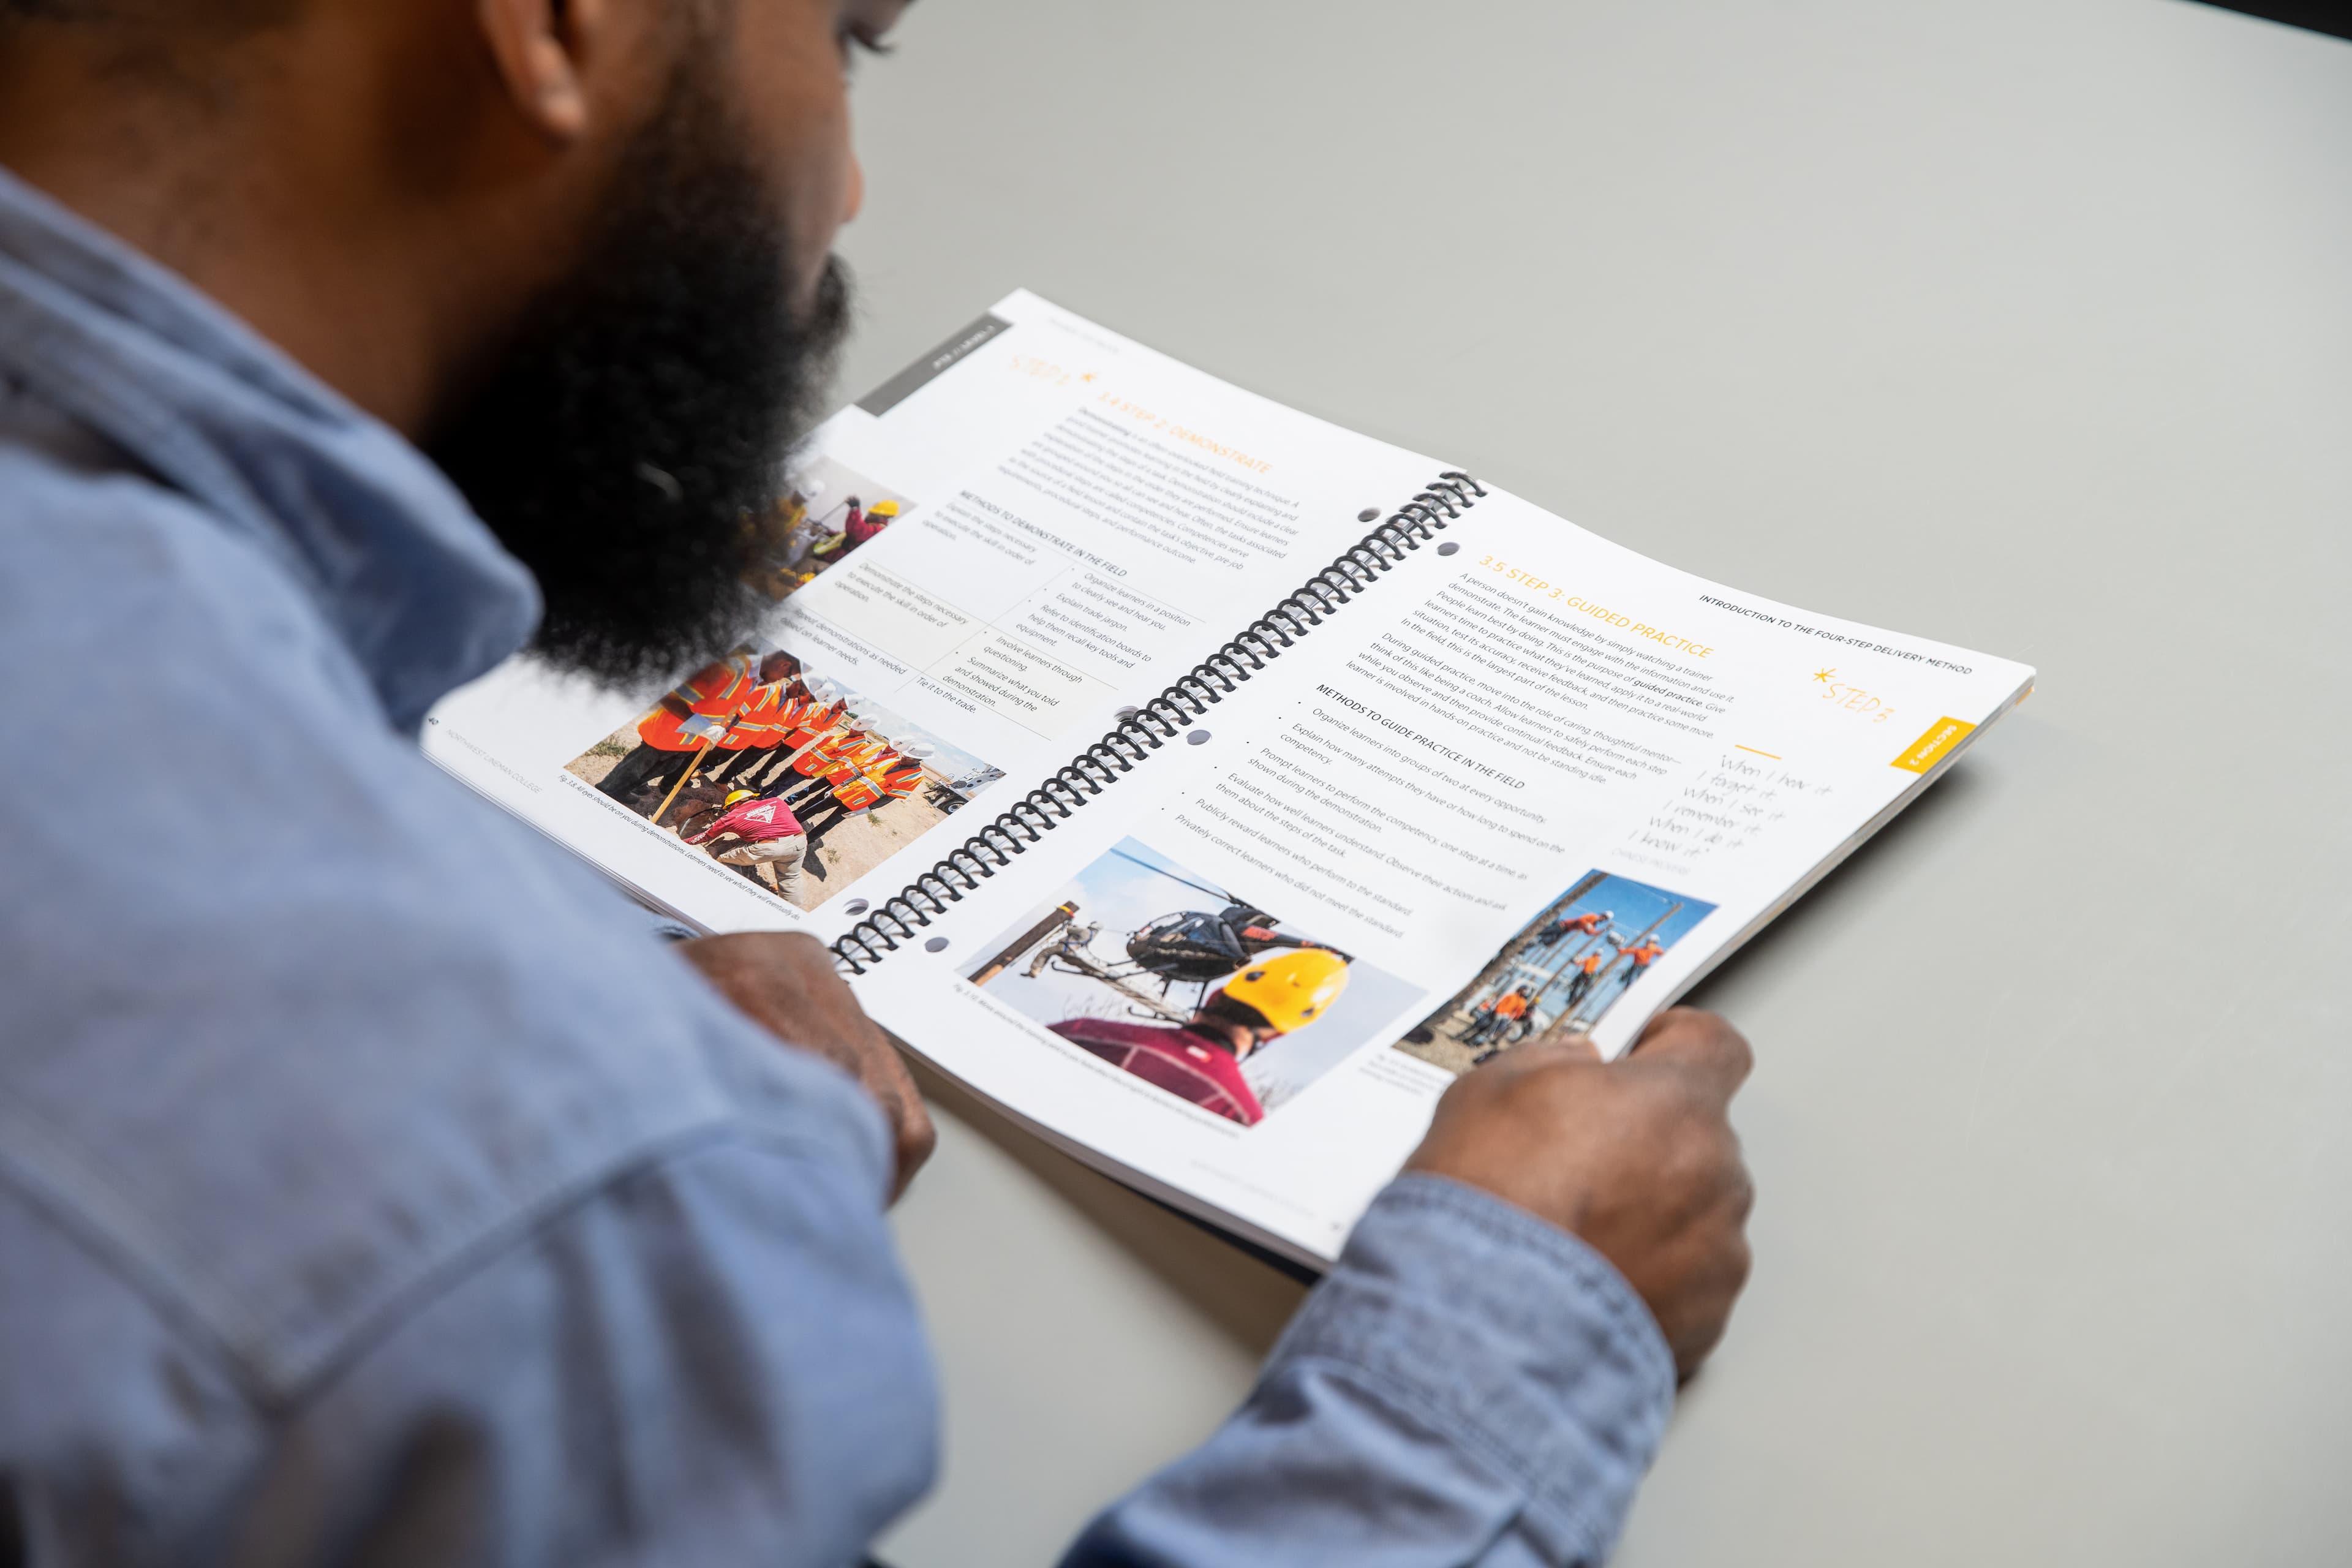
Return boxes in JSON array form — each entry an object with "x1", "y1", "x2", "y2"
[
  {"x1": 1529, "y1": 923, "x2": 1613, "y2": 1023},
  {"x1": 1457, "y1": 869, "x2": 1610, "y2": 1017},
  {"x1": 1564, "y1": 900, "x2": 1681, "y2": 1033},
  {"x1": 648, "y1": 726, "x2": 731, "y2": 825},
  {"x1": 971, "y1": 902, "x2": 1079, "y2": 986}
]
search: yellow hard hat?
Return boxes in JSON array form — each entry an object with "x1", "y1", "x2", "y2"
[
  {"x1": 726, "y1": 790, "x2": 756, "y2": 804},
  {"x1": 1218, "y1": 949, "x2": 1349, "y2": 1034},
  {"x1": 869, "y1": 499, "x2": 901, "y2": 518}
]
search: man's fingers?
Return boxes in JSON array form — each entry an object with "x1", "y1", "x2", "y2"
[
  {"x1": 1623, "y1": 1008, "x2": 1753, "y2": 1101},
  {"x1": 1520, "y1": 1030, "x2": 1603, "y2": 1064},
  {"x1": 863, "y1": 1033, "x2": 937, "y2": 1200},
  {"x1": 1463, "y1": 1034, "x2": 1602, "y2": 1088},
  {"x1": 678, "y1": 930, "x2": 936, "y2": 1200}
]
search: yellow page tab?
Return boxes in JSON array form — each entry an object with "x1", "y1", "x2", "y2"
[{"x1": 1891, "y1": 717, "x2": 1975, "y2": 774}]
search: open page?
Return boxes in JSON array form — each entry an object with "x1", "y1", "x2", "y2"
[
  {"x1": 425, "y1": 290, "x2": 1452, "y2": 930},
  {"x1": 424, "y1": 289, "x2": 2030, "y2": 1267},
  {"x1": 850, "y1": 487, "x2": 2033, "y2": 1266}
]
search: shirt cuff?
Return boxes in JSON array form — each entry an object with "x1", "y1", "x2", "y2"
[{"x1": 1265, "y1": 1173, "x2": 1676, "y2": 1559}]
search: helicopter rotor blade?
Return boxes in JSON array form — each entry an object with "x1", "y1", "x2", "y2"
[{"x1": 1107, "y1": 847, "x2": 1235, "y2": 906}]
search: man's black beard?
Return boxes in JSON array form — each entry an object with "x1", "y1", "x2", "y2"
[{"x1": 424, "y1": 70, "x2": 851, "y2": 688}]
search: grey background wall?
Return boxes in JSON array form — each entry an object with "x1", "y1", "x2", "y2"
[{"x1": 823, "y1": 4, "x2": 2352, "y2": 1562}]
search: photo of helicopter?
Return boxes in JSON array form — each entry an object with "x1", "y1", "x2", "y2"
[
  {"x1": 965, "y1": 839, "x2": 1418, "y2": 1124},
  {"x1": 974, "y1": 849, "x2": 1351, "y2": 1023}
]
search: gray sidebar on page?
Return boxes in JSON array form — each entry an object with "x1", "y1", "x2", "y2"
[{"x1": 856, "y1": 313, "x2": 1014, "y2": 416}]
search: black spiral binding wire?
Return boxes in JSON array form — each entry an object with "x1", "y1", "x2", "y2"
[{"x1": 829, "y1": 470, "x2": 1487, "y2": 972}]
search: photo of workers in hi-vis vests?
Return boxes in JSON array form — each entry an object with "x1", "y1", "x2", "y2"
[
  {"x1": 967, "y1": 839, "x2": 1423, "y2": 1128},
  {"x1": 1396, "y1": 870, "x2": 1717, "y2": 1076},
  {"x1": 564, "y1": 638, "x2": 1005, "y2": 913}
]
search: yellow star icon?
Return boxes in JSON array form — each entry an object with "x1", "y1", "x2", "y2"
[{"x1": 1812, "y1": 668, "x2": 1836, "y2": 683}]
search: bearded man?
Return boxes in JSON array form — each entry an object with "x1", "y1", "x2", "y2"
[{"x1": 0, "y1": 3, "x2": 1757, "y2": 1564}]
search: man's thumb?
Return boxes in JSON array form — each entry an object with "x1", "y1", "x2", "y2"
[{"x1": 1623, "y1": 1008, "x2": 1752, "y2": 1100}]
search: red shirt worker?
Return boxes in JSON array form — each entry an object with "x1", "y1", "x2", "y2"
[
  {"x1": 684, "y1": 790, "x2": 809, "y2": 905},
  {"x1": 1049, "y1": 949, "x2": 1350, "y2": 1128}
]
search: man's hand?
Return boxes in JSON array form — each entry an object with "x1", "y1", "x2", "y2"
[
  {"x1": 1404, "y1": 1008, "x2": 1755, "y2": 1379},
  {"x1": 680, "y1": 932, "x2": 935, "y2": 1200}
]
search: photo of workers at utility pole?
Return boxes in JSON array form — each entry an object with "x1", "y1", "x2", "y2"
[
  {"x1": 564, "y1": 639, "x2": 1005, "y2": 913},
  {"x1": 967, "y1": 839, "x2": 1423, "y2": 1127},
  {"x1": 1394, "y1": 870, "x2": 1718, "y2": 1076},
  {"x1": 741, "y1": 454, "x2": 913, "y2": 603}
]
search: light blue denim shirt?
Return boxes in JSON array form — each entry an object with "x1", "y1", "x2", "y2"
[{"x1": 0, "y1": 165, "x2": 1675, "y2": 1566}]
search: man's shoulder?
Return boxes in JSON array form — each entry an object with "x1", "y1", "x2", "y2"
[
  {"x1": 0, "y1": 412, "x2": 371, "y2": 716},
  {"x1": 0, "y1": 889, "x2": 886, "y2": 1408},
  {"x1": 0, "y1": 401, "x2": 891, "y2": 1409},
  {"x1": 0, "y1": 430, "x2": 887, "y2": 1401},
  {"x1": 0, "y1": 390, "x2": 286, "y2": 559}
]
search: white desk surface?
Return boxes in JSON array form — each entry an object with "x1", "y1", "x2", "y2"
[{"x1": 833, "y1": 3, "x2": 2352, "y2": 1562}]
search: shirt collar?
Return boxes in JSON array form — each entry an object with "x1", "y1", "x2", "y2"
[{"x1": 0, "y1": 165, "x2": 540, "y2": 731}]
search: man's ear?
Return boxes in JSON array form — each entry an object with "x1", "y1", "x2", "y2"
[{"x1": 475, "y1": 0, "x2": 606, "y2": 141}]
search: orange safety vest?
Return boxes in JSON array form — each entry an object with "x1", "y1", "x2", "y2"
[
  {"x1": 816, "y1": 740, "x2": 872, "y2": 782},
  {"x1": 764, "y1": 693, "x2": 810, "y2": 742},
  {"x1": 718, "y1": 681, "x2": 807, "y2": 751},
  {"x1": 1578, "y1": 952, "x2": 1604, "y2": 976},
  {"x1": 1494, "y1": 993, "x2": 1529, "y2": 1020},
  {"x1": 792, "y1": 728, "x2": 865, "y2": 778},
  {"x1": 784, "y1": 700, "x2": 847, "y2": 751},
  {"x1": 635, "y1": 654, "x2": 756, "y2": 752},
  {"x1": 826, "y1": 742, "x2": 897, "y2": 788},
  {"x1": 1626, "y1": 943, "x2": 1663, "y2": 968},
  {"x1": 829, "y1": 775, "x2": 883, "y2": 812},
  {"x1": 829, "y1": 748, "x2": 918, "y2": 813}
]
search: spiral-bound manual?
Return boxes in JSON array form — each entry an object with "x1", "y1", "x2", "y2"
[
  {"x1": 827, "y1": 469, "x2": 1486, "y2": 973},
  {"x1": 428, "y1": 289, "x2": 2032, "y2": 1268}
]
